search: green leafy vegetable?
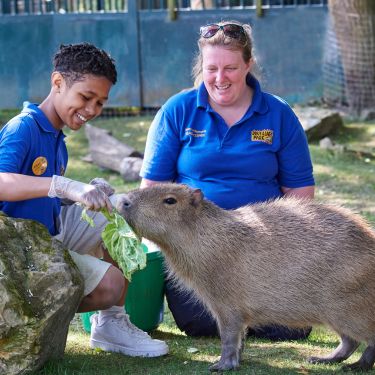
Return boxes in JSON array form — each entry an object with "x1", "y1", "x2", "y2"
[
  {"x1": 81, "y1": 208, "x2": 146, "y2": 281},
  {"x1": 81, "y1": 208, "x2": 95, "y2": 228}
]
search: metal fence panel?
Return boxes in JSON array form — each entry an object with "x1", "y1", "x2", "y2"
[
  {"x1": 0, "y1": 4, "x2": 328, "y2": 109},
  {"x1": 0, "y1": 0, "x2": 326, "y2": 15}
]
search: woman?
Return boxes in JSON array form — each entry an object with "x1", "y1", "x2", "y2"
[{"x1": 140, "y1": 21, "x2": 315, "y2": 339}]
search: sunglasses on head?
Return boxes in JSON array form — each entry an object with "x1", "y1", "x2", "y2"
[{"x1": 199, "y1": 23, "x2": 246, "y2": 39}]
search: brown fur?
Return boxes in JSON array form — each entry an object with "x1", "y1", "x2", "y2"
[{"x1": 116, "y1": 183, "x2": 375, "y2": 372}]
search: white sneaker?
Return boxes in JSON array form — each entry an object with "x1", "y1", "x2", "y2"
[{"x1": 89, "y1": 312, "x2": 169, "y2": 357}]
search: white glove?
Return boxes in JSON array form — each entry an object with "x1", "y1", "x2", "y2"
[
  {"x1": 48, "y1": 175, "x2": 112, "y2": 211},
  {"x1": 89, "y1": 178, "x2": 115, "y2": 197}
]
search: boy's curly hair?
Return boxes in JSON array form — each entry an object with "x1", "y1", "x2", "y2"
[{"x1": 53, "y1": 42, "x2": 117, "y2": 85}]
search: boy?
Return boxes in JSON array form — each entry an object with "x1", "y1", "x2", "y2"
[{"x1": 0, "y1": 42, "x2": 168, "y2": 357}]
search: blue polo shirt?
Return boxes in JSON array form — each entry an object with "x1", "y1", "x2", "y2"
[
  {"x1": 141, "y1": 75, "x2": 314, "y2": 209},
  {"x1": 0, "y1": 102, "x2": 68, "y2": 235}
]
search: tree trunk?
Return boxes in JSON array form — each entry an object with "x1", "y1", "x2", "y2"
[{"x1": 328, "y1": 0, "x2": 375, "y2": 119}]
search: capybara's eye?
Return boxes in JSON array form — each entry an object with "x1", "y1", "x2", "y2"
[{"x1": 164, "y1": 197, "x2": 177, "y2": 205}]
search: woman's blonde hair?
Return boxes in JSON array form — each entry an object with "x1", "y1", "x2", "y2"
[{"x1": 192, "y1": 20, "x2": 254, "y2": 87}]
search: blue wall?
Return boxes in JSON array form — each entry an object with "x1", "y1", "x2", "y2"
[{"x1": 0, "y1": 6, "x2": 328, "y2": 109}]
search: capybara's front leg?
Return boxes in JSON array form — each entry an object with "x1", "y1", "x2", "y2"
[
  {"x1": 342, "y1": 344, "x2": 375, "y2": 372},
  {"x1": 308, "y1": 334, "x2": 359, "y2": 364},
  {"x1": 209, "y1": 320, "x2": 244, "y2": 372},
  {"x1": 209, "y1": 335, "x2": 241, "y2": 371},
  {"x1": 239, "y1": 328, "x2": 248, "y2": 361}
]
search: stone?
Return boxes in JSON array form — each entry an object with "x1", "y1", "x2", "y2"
[
  {"x1": 120, "y1": 157, "x2": 143, "y2": 182},
  {"x1": 0, "y1": 213, "x2": 84, "y2": 375},
  {"x1": 319, "y1": 137, "x2": 345, "y2": 152},
  {"x1": 293, "y1": 106, "x2": 344, "y2": 141},
  {"x1": 319, "y1": 136, "x2": 334, "y2": 149}
]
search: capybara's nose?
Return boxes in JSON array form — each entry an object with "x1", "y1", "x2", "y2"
[{"x1": 121, "y1": 196, "x2": 132, "y2": 208}]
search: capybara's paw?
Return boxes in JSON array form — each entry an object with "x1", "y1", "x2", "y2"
[
  {"x1": 209, "y1": 358, "x2": 239, "y2": 372},
  {"x1": 342, "y1": 361, "x2": 373, "y2": 372}
]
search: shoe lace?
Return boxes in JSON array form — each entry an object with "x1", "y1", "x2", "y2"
[{"x1": 113, "y1": 312, "x2": 150, "y2": 338}]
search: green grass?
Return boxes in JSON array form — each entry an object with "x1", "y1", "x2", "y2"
[
  {"x1": 310, "y1": 121, "x2": 375, "y2": 223},
  {"x1": 1, "y1": 110, "x2": 375, "y2": 374},
  {"x1": 32, "y1": 315, "x2": 366, "y2": 375}
]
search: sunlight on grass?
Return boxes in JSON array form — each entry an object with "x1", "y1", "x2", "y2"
[
  {"x1": 310, "y1": 131, "x2": 375, "y2": 224},
  {"x1": 65, "y1": 331, "x2": 90, "y2": 353}
]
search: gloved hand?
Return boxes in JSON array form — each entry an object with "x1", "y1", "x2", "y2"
[
  {"x1": 89, "y1": 177, "x2": 115, "y2": 197},
  {"x1": 48, "y1": 175, "x2": 112, "y2": 211}
]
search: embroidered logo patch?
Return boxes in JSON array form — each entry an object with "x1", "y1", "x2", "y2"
[
  {"x1": 251, "y1": 129, "x2": 273, "y2": 144},
  {"x1": 185, "y1": 128, "x2": 206, "y2": 138},
  {"x1": 32, "y1": 156, "x2": 48, "y2": 176}
]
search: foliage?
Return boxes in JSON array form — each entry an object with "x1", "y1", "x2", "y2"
[
  {"x1": 81, "y1": 207, "x2": 146, "y2": 281},
  {"x1": 0, "y1": 108, "x2": 18, "y2": 126}
]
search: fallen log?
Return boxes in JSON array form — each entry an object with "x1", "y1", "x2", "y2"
[{"x1": 84, "y1": 123, "x2": 143, "y2": 174}]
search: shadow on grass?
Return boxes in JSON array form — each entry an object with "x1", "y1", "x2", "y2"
[
  {"x1": 335, "y1": 123, "x2": 373, "y2": 144},
  {"x1": 34, "y1": 349, "x2": 365, "y2": 375},
  {"x1": 242, "y1": 340, "x2": 367, "y2": 374}
]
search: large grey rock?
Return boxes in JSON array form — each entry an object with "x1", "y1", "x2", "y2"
[
  {"x1": 0, "y1": 213, "x2": 84, "y2": 375},
  {"x1": 294, "y1": 106, "x2": 344, "y2": 141}
]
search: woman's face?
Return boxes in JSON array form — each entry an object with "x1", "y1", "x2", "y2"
[{"x1": 202, "y1": 45, "x2": 252, "y2": 107}]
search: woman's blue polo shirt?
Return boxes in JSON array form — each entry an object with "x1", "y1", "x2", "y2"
[
  {"x1": 0, "y1": 102, "x2": 68, "y2": 235},
  {"x1": 141, "y1": 75, "x2": 314, "y2": 209}
]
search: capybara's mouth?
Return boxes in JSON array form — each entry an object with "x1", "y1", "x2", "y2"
[{"x1": 126, "y1": 220, "x2": 140, "y2": 238}]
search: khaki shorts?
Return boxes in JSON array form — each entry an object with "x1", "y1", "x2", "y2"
[{"x1": 54, "y1": 202, "x2": 111, "y2": 296}]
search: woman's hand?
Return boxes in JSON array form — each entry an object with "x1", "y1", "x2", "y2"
[{"x1": 281, "y1": 186, "x2": 315, "y2": 199}]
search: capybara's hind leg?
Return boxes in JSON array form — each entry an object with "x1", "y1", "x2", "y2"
[
  {"x1": 308, "y1": 335, "x2": 359, "y2": 364},
  {"x1": 209, "y1": 320, "x2": 245, "y2": 372},
  {"x1": 342, "y1": 344, "x2": 375, "y2": 372}
]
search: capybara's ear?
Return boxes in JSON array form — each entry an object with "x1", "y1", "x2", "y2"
[{"x1": 191, "y1": 189, "x2": 203, "y2": 207}]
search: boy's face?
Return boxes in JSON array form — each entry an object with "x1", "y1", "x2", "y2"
[{"x1": 51, "y1": 73, "x2": 113, "y2": 130}]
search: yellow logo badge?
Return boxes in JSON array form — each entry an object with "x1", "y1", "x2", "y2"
[
  {"x1": 251, "y1": 129, "x2": 273, "y2": 144},
  {"x1": 32, "y1": 156, "x2": 48, "y2": 176}
]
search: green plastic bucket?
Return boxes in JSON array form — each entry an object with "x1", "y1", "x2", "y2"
[{"x1": 81, "y1": 242, "x2": 165, "y2": 333}]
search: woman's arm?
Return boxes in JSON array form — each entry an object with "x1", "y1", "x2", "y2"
[
  {"x1": 281, "y1": 185, "x2": 315, "y2": 199},
  {"x1": 140, "y1": 178, "x2": 171, "y2": 189}
]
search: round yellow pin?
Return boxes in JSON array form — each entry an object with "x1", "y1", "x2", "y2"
[{"x1": 32, "y1": 156, "x2": 48, "y2": 176}]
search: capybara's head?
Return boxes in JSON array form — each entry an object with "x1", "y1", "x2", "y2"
[{"x1": 116, "y1": 183, "x2": 204, "y2": 241}]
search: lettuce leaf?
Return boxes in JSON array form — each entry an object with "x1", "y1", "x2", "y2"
[
  {"x1": 81, "y1": 208, "x2": 146, "y2": 281},
  {"x1": 81, "y1": 208, "x2": 95, "y2": 228}
]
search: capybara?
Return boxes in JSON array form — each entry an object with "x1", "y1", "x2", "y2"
[{"x1": 116, "y1": 183, "x2": 375, "y2": 372}]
